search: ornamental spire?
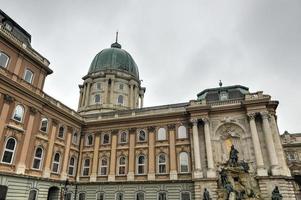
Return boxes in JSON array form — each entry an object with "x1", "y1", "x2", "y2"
[{"x1": 111, "y1": 31, "x2": 121, "y2": 49}]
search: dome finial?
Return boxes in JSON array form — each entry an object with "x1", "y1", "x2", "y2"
[
  {"x1": 111, "y1": 31, "x2": 122, "y2": 49},
  {"x1": 219, "y1": 80, "x2": 223, "y2": 87},
  {"x1": 115, "y1": 31, "x2": 119, "y2": 43}
]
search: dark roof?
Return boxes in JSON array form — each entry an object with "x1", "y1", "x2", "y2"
[
  {"x1": 197, "y1": 85, "x2": 249, "y2": 101},
  {"x1": 0, "y1": 9, "x2": 31, "y2": 44}
]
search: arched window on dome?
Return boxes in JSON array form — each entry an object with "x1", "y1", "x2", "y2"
[
  {"x1": 117, "y1": 95, "x2": 124, "y2": 105},
  {"x1": 94, "y1": 94, "x2": 101, "y2": 104}
]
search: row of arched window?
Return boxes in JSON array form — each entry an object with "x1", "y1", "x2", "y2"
[
  {"x1": 81, "y1": 152, "x2": 190, "y2": 177},
  {"x1": 75, "y1": 190, "x2": 191, "y2": 200},
  {"x1": 1, "y1": 137, "x2": 78, "y2": 176},
  {"x1": 93, "y1": 94, "x2": 124, "y2": 105},
  {"x1": 84, "y1": 126, "x2": 188, "y2": 146},
  {"x1": 9, "y1": 104, "x2": 80, "y2": 144}
]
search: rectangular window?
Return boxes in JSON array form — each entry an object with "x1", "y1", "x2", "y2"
[
  {"x1": 0, "y1": 52, "x2": 9, "y2": 68},
  {"x1": 97, "y1": 193, "x2": 104, "y2": 200},
  {"x1": 79, "y1": 193, "x2": 86, "y2": 200},
  {"x1": 24, "y1": 68, "x2": 34, "y2": 84},
  {"x1": 0, "y1": 185, "x2": 8, "y2": 200},
  {"x1": 158, "y1": 192, "x2": 167, "y2": 200}
]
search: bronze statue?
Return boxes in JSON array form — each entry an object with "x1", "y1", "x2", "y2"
[
  {"x1": 229, "y1": 145, "x2": 239, "y2": 166},
  {"x1": 272, "y1": 186, "x2": 282, "y2": 200},
  {"x1": 220, "y1": 168, "x2": 228, "y2": 187},
  {"x1": 203, "y1": 188, "x2": 211, "y2": 200}
]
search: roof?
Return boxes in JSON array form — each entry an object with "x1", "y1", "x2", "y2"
[
  {"x1": 88, "y1": 42, "x2": 139, "y2": 79},
  {"x1": 197, "y1": 85, "x2": 249, "y2": 101}
]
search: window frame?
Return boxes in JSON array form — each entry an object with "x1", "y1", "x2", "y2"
[
  {"x1": 28, "y1": 189, "x2": 38, "y2": 200},
  {"x1": 51, "y1": 152, "x2": 61, "y2": 173},
  {"x1": 32, "y1": 146, "x2": 44, "y2": 170},
  {"x1": 157, "y1": 191, "x2": 168, "y2": 200},
  {"x1": 0, "y1": 51, "x2": 10, "y2": 68},
  {"x1": 180, "y1": 191, "x2": 191, "y2": 200},
  {"x1": 82, "y1": 158, "x2": 90, "y2": 176},
  {"x1": 117, "y1": 95, "x2": 124, "y2": 105},
  {"x1": 12, "y1": 104, "x2": 25, "y2": 123},
  {"x1": 157, "y1": 128, "x2": 167, "y2": 141},
  {"x1": 119, "y1": 131, "x2": 128, "y2": 144},
  {"x1": 68, "y1": 156, "x2": 77, "y2": 176},
  {"x1": 96, "y1": 192, "x2": 105, "y2": 200},
  {"x1": 23, "y1": 68, "x2": 34, "y2": 84},
  {"x1": 39, "y1": 117, "x2": 49, "y2": 133},
  {"x1": 102, "y1": 133, "x2": 110, "y2": 145},
  {"x1": 157, "y1": 153, "x2": 167, "y2": 174},
  {"x1": 72, "y1": 131, "x2": 79, "y2": 145},
  {"x1": 137, "y1": 129, "x2": 147, "y2": 142},
  {"x1": 179, "y1": 152, "x2": 189, "y2": 173},
  {"x1": 118, "y1": 156, "x2": 127, "y2": 176},
  {"x1": 85, "y1": 134, "x2": 94, "y2": 146},
  {"x1": 58, "y1": 125, "x2": 65, "y2": 139},
  {"x1": 137, "y1": 154, "x2": 146, "y2": 175},
  {"x1": 1, "y1": 137, "x2": 17, "y2": 165},
  {"x1": 94, "y1": 94, "x2": 101, "y2": 104},
  {"x1": 79, "y1": 192, "x2": 86, "y2": 200},
  {"x1": 115, "y1": 192, "x2": 124, "y2": 200},
  {"x1": 99, "y1": 157, "x2": 109, "y2": 176},
  {"x1": 177, "y1": 125, "x2": 187, "y2": 139},
  {"x1": 135, "y1": 191, "x2": 145, "y2": 200}
]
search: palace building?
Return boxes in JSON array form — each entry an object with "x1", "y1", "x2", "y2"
[{"x1": 0, "y1": 9, "x2": 297, "y2": 200}]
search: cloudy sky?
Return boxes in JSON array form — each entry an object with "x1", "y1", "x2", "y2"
[{"x1": 1, "y1": 0, "x2": 300, "y2": 133}]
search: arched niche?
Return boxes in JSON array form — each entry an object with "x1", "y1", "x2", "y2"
[{"x1": 215, "y1": 123, "x2": 246, "y2": 164}]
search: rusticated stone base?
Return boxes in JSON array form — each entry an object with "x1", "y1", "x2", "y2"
[{"x1": 257, "y1": 176, "x2": 296, "y2": 200}]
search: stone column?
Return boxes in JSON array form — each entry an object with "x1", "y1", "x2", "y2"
[
  {"x1": 60, "y1": 127, "x2": 73, "y2": 180},
  {"x1": 147, "y1": 126, "x2": 156, "y2": 180},
  {"x1": 129, "y1": 84, "x2": 133, "y2": 109},
  {"x1": 261, "y1": 111, "x2": 280, "y2": 175},
  {"x1": 168, "y1": 124, "x2": 178, "y2": 180},
  {"x1": 108, "y1": 132, "x2": 117, "y2": 181},
  {"x1": 190, "y1": 118, "x2": 203, "y2": 178},
  {"x1": 76, "y1": 134, "x2": 84, "y2": 181},
  {"x1": 247, "y1": 113, "x2": 267, "y2": 176},
  {"x1": 140, "y1": 94, "x2": 144, "y2": 108},
  {"x1": 16, "y1": 107, "x2": 37, "y2": 174},
  {"x1": 90, "y1": 133, "x2": 100, "y2": 181},
  {"x1": 110, "y1": 79, "x2": 115, "y2": 104},
  {"x1": 202, "y1": 117, "x2": 216, "y2": 178},
  {"x1": 84, "y1": 80, "x2": 92, "y2": 107},
  {"x1": 127, "y1": 129, "x2": 135, "y2": 181},
  {"x1": 270, "y1": 114, "x2": 291, "y2": 176},
  {"x1": 0, "y1": 94, "x2": 14, "y2": 141},
  {"x1": 43, "y1": 119, "x2": 58, "y2": 178}
]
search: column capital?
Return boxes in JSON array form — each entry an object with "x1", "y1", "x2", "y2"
[
  {"x1": 147, "y1": 126, "x2": 156, "y2": 132},
  {"x1": 201, "y1": 117, "x2": 209, "y2": 124},
  {"x1": 29, "y1": 106, "x2": 38, "y2": 115},
  {"x1": 51, "y1": 118, "x2": 59, "y2": 125},
  {"x1": 260, "y1": 111, "x2": 270, "y2": 119},
  {"x1": 190, "y1": 118, "x2": 199, "y2": 125},
  {"x1": 129, "y1": 127, "x2": 137, "y2": 132},
  {"x1": 247, "y1": 112, "x2": 257, "y2": 120},
  {"x1": 167, "y1": 124, "x2": 176, "y2": 131},
  {"x1": 3, "y1": 94, "x2": 14, "y2": 104}
]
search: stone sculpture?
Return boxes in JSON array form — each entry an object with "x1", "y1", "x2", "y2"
[
  {"x1": 271, "y1": 186, "x2": 282, "y2": 200},
  {"x1": 203, "y1": 188, "x2": 211, "y2": 200}
]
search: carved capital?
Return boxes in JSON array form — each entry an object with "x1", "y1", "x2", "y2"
[
  {"x1": 247, "y1": 112, "x2": 256, "y2": 121},
  {"x1": 67, "y1": 126, "x2": 74, "y2": 133},
  {"x1": 111, "y1": 129, "x2": 118, "y2": 134},
  {"x1": 51, "y1": 118, "x2": 59, "y2": 125},
  {"x1": 190, "y1": 118, "x2": 198, "y2": 125},
  {"x1": 201, "y1": 117, "x2": 209, "y2": 124},
  {"x1": 260, "y1": 111, "x2": 270, "y2": 120},
  {"x1": 129, "y1": 127, "x2": 137, "y2": 132},
  {"x1": 3, "y1": 94, "x2": 14, "y2": 104},
  {"x1": 147, "y1": 126, "x2": 156, "y2": 132},
  {"x1": 167, "y1": 124, "x2": 176, "y2": 131},
  {"x1": 29, "y1": 106, "x2": 38, "y2": 115}
]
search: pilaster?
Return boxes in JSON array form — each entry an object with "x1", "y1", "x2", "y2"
[
  {"x1": 90, "y1": 133, "x2": 100, "y2": 182},
  {"x1": 168, "y1": 124, "x2": 178, "y2": 180},
  {"x1": 108, "y1": 132, "x2": 117, "y2": 181},
  {"x1": 147, "y1": 126, "x2": 156, "y2": 180},
  {"x1": 0, "y1": 94, "x2": 14, "y2": 141},
  {"x1": 127, "y1": 128, "x2": 136, "y2": 181},
  {"x1": 61, "y1": 127, "x2": 73, "y2": 180},
  {"x1": 190, "y1": 118, "x2": 203, "y2": 179}
]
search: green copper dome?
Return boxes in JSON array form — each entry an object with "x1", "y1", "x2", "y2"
[{"x1": 88, "y1": 42, "x2": 139, "y2": 79}]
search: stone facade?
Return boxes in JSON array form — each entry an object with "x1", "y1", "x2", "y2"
[{"x1": 0, "y1": 9, "x2": 297, "y2": 200}]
